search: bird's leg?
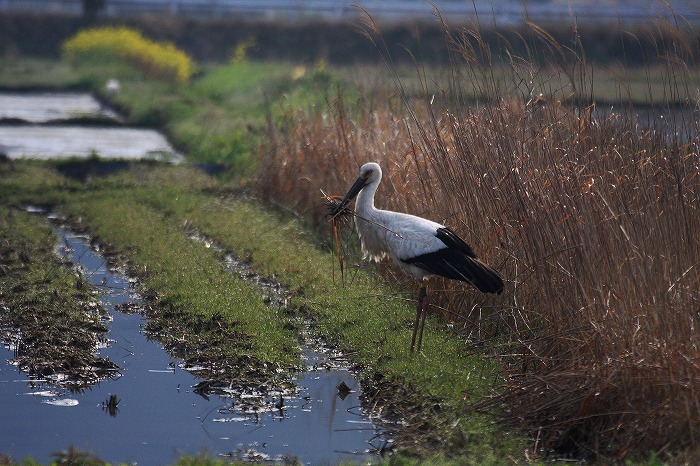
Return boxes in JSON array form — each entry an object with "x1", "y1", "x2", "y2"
[
  {"x1": 416, "y1": 287, "x2": 430, "y2": 352},
  {"x1": 410, "y1": 285, "x2": 427, "y2": 353}
]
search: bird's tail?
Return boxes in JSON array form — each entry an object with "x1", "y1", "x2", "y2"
[
  {"x1": 463, "y1": 258, "x2": 504, "y2": 295},
  {"x1": 406, "y1": 249, "x2": 504, "y2": 294}
]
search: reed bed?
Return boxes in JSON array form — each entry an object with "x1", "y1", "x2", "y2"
[{"x1": 257, "y1": 14, "x2": 700, "y2": 461}]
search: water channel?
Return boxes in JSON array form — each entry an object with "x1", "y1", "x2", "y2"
[{"x1": 0, "y1": 219, "x2": 388, "y2": 464}]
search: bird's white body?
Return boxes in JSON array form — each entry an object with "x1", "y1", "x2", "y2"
[{"x1": 355, "y1": 185, "x2": 447, "y2": 281}]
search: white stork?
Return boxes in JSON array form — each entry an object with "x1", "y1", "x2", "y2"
[{"x1": 333, "y1": 162, "x2": 503, "y2": 352}]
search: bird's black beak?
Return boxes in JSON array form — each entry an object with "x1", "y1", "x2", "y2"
[{"x1": 332, "y1": 175, "x2": 366, "y2": 217}]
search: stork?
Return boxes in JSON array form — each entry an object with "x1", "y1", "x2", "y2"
[{"x1": 333, "y1": 162, "x2": 503, "y2": 353}]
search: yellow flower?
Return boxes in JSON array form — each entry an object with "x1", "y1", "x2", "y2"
[{"x1": 62, "y1": 26, "x2": 195, "y2": 84}]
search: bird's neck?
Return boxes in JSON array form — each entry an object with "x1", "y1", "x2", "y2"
[{"x1": 356, "y1": 182, "x2": 378, "y2": 217}]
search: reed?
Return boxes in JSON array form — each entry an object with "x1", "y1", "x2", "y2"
[{"x1": 257, "y1": 10, "x2": 700, "y2": 461}]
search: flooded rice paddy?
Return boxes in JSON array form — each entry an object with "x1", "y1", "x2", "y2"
[
  {"x1": 0, "y1": 92, "x2": 179, "y2": 161},
  {"x1": 0, "y1": 126, "x2": 179, "y2": 161},
  {"x1": 0, "y1": 92, "x2": 388, "y2": 463},
  {"x1": 0, "y1": 92, "x2": 120, "y2": 123},
  {"x1": 0, "y1": 218, "x2": 388, "y2": 464}
]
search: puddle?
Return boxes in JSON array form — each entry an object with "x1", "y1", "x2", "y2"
[
  {"x1": 0, "y1": 217, "x2": 389, "y2": 464},
  {"x1": 0, "y1": 92, "x2": 181, "y2": 162}
]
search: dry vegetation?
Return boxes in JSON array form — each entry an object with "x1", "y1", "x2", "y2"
[{"x1": 257, "y1": 13, "x2": 700, "y2": 462}]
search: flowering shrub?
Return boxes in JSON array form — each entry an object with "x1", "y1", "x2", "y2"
[{"x1": 62, "y1": 26, "x2": 194, "y2": 84}]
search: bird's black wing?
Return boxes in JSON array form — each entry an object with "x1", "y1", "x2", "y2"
[
  {"x1": 403, "y1": 227, "x2": 504, "y2": 294},
  {"x1": 435, "y1": 227, "x2": 477, "y2": 258}
]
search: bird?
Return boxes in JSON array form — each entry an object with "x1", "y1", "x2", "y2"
[{"x1": 332, "y1": 162, "x2": 503, "y2": 353}]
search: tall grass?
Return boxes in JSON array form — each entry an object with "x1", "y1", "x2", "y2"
[{"x1": 257, "y1": 11, "x2": 700, "y2": 461}]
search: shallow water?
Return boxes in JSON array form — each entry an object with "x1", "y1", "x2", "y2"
[{"x1": 0, "y1": 223, "x2": 387, "y2": 465}]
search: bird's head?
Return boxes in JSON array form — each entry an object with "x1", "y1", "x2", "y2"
[{"x1": 333, "y1": 162, "x2": 382, "y2": 216}]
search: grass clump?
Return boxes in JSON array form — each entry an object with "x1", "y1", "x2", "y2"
[
  {"x1": 60, "y1": 188, "x2": 301, "y2": 383},
  {"x1": 61, "y1": 26, "x2": 195, "y2": 84},
  {"x1": 0, "y1": 204, "x2": 117, "y2": 390},
  {"x1": 0, "y1": 162, "x2": 301, "y2": 389}
]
